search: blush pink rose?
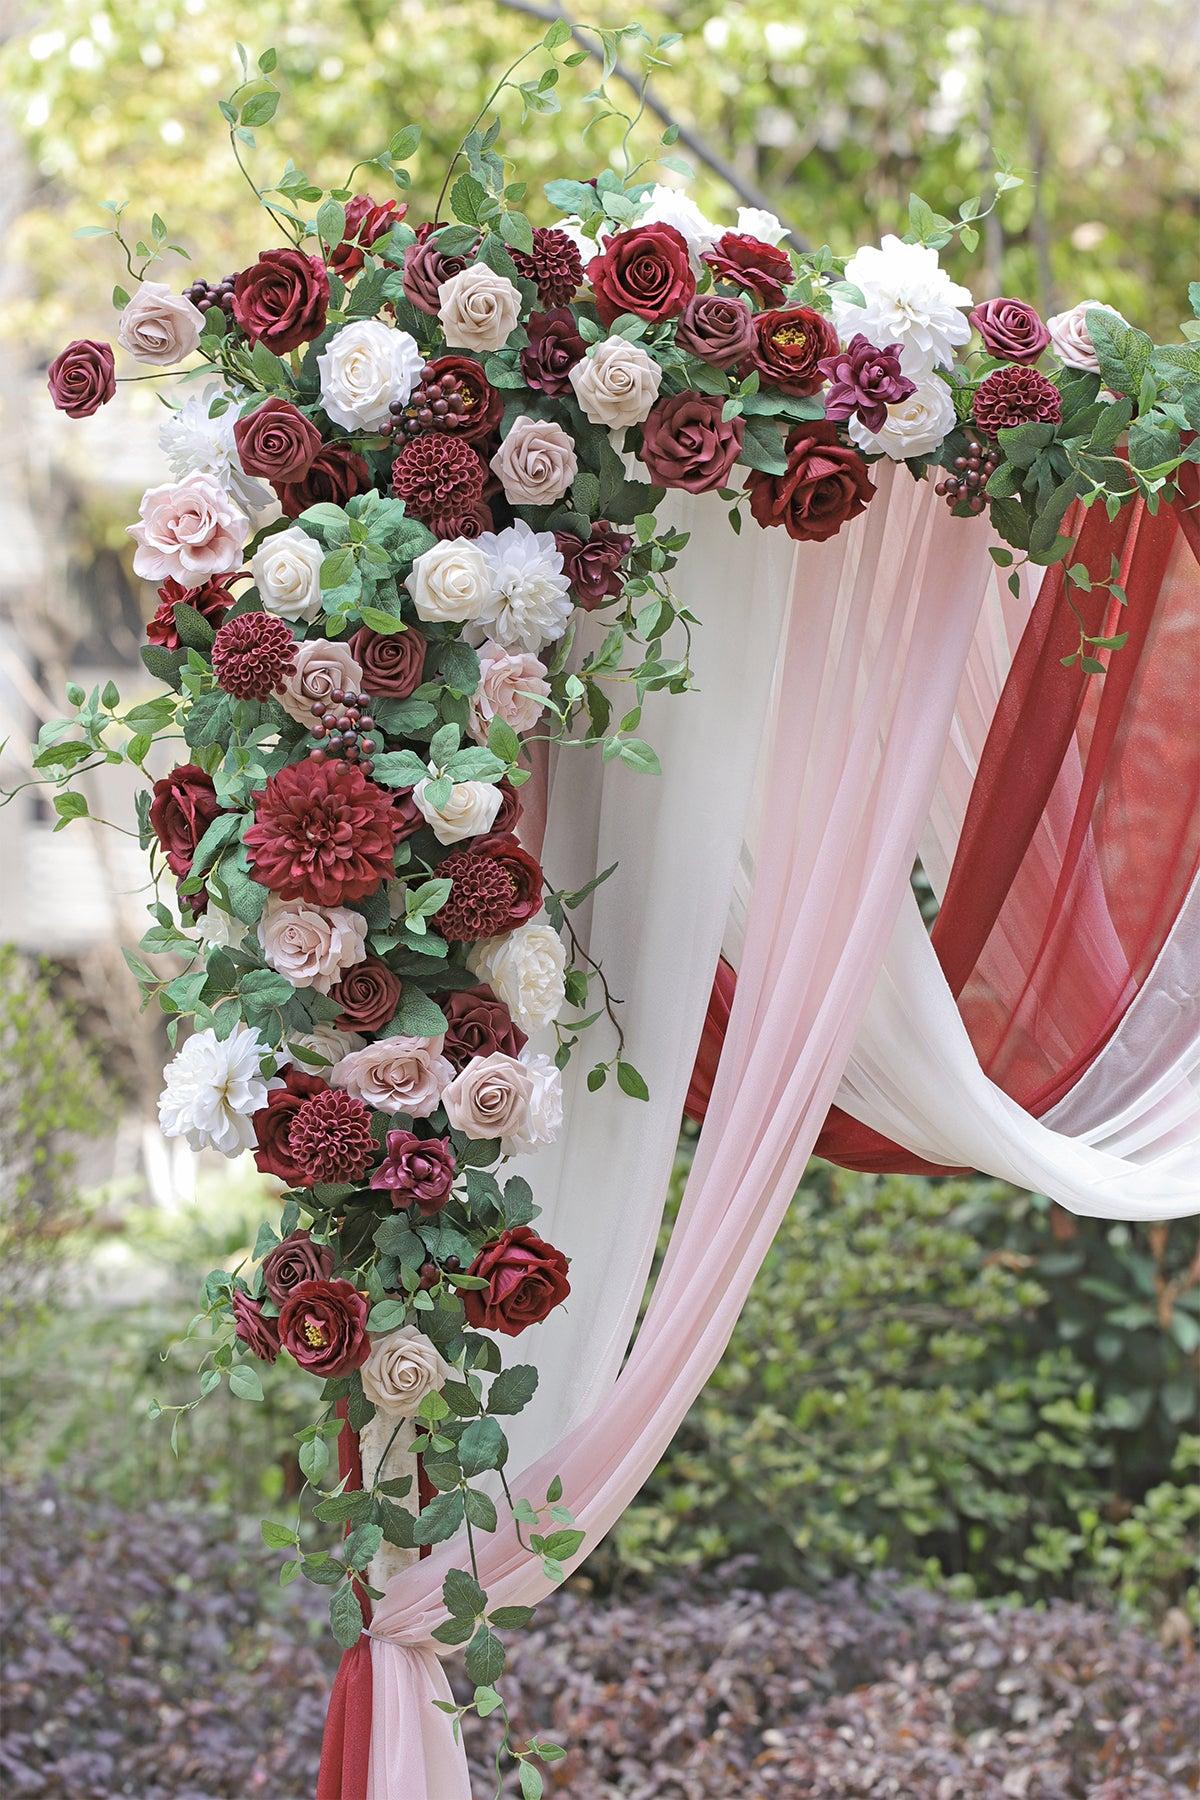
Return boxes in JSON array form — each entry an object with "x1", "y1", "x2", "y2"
[
  {"x1": 128, "y1": 474, "x2": 251, "y2": 584},
  {"x1": 276, "y1": 640, "x2": 365, "y2": 730},
  {"x1": 331, "y1": 1036, "x2": 454, "y2": 1117},
  {"x1": 468, "y1": 641, "x2": 550, "y2": 742}
]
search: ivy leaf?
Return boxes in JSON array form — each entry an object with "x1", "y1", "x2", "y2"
[
  {"x1": 458, "y1": 1416, "x2": 506, "y2": 1477},
  {"x1": 443, "y1": 1568, "x2": 487, "y2": 1619},
  {"x1": 412, "y1": 1488, "x2": 466, "y2": 1546},
  {"x1": 736, "y1": 415, "x2": 789, "y2": 476},
  {"x1": 228, "y1": 1363, "x2": 264, "y2": 1402},
  {"x1": 487, "y1": 1364, "x2": 538, "y2": 1415},
  {"x1": 392, "y1": 985, "x2": 448, "y2": 1036}
]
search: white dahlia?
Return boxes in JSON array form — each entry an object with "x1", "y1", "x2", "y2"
[
  {"x1": 832, "y1": 235, "x2": 973, "y2": 377},
  {"x1": 475, "y1": 520, "x2": 573, "y2": 654},
  {"x1": 501, "y1": 1051, "x2": 564, "y2": 1156},
  {"x1": 157, "y1": 1023, "x2": 282, "y2": 1155},
  {"x1": 631, "y1": 183, "x2": 721, "y2": 268}
]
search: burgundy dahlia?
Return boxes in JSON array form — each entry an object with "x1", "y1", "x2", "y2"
[
  {"x1": 276, "y1": 443, "x2": 371, "y2": 520},
  {"x1": 973, "y1": 365, "x2": 1063, "y2": 436},
  {"x1": 818, "y1": 334, "x2": 916, "y2": 434},
  {"x1": 288, "y1": 1088, "x2": 377, "y2": 1185},
  {"x1": 521, "y1": 309, "x2": 587, "y2": 396},
  {"x1": 433, "y1": 846, "x2": 522, "y2": 942},
  {"x1": 441, "y1": 986, "x2": 527, "y2": 1073},
  {"x1": 510, "y1": 227, "x2": 585, "y2": 308},
  {"x1": 969, "y1": 296, "x2": 1050, "y2": 365},
  {"x1": 252, "y1": 1066, "x2": 329, "y2": 1186},
  {"x1": 329, "y1": 195, "x2": 406, "y2": 278},
  {"x1": 211, "y1": 612, "x2": 296, "y2": 700},
  {"x1": 391, "y1": 433, "x2": 487, "y2": 529},
  {"x1": 703, "y1": 232, "x2": 793, "y2": 308},
  {"x1": 244, "y1": 760, "x2": 398, "y2": 906},
  {"x1": 369, "y1": 1128, "x2": 457, "y2": 1214},
  {"x1": 146, "y1": 573, "x2": 239, "y2": 648},
  {"x1": 402, "y1": 228, "x2": 477, "y2": 315}
]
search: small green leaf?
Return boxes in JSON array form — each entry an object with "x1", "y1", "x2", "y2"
[
  {"x1": 329, "y1": 1583, "x2": 364, "y2": 1648},
  {"x1": 229, "y1": 1363, "x2": 264, "y2": 1402}
]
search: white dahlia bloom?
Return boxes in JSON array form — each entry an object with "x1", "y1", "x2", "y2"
[
  {"x1": 317, "y1": 320, "x2": 425, "y2": 431},
  {"x1": 735, "y1": 206, "x2": 788, "y2": 245},
  {"x1": 833, "y1": 235, "x2": 973, "y2": 377},
  {"x1": 159, "y1": 384, "x2": 280, "y2": 531},
  {"x1": 157, "y1": 1024, "x2": 282, "y2": 1155},
  {"x1": 475, "y1": 520, "x2": 573, "y2": 654},
  {"x1": 501, "y1": 1050, "x2": 564, "y2": 1156},
  {"x1": 848, "y1": 374, "x2": 957, "y2": 461},
  {"x1": 631, "y1": 183, "x2": 720, "y2": 267}
]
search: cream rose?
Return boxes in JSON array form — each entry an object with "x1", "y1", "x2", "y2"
[
  {"x1": 406, "y1": 538, "x2": 498, "y2": 625},
  {"x1": 317, "y1": 320, "x2": 425, "y2": 431},
  {"x1": 441, "y1": 1051, "x2": 534, "y2": 1142},
  {"x1": 501, "y1": 1051, "x2": 564, "y2": 1156},
  {"x1": 569, "y1": 338, "x2": 663, "y2": 430},
  {"x1": 467, "y1": 919, "x2": 567, "y2": 1031},
  {"x1": 277, "y1": 639, "x2": 365, "y2": 729},
  {"x1": 250, "y1": 526, "x2": 326, "y2": 623},
  {"x1": 413, "y1": 777, "x2": 503, "y2": 845},
  {"x1": 1046, "y1": 300, "x2": 1130, "y2": 374},
  {"x1": 490, "y1": 416, "x2": 579, "y2": 507},
  {"x1": 128, "y1": 473, "x2": 250, "y2": 584},
  {"x1": 468, "y1": 641, "x2": 550, "y2": 743},
  {"x1": 331, "y1": 1036, "x2": 453, "y2": 1116},
  {"x1": 847, "y1": 374, "x2": 957, "y2": 461},
  {"x1": 437, "y1": 263, "x2": 522, "y2": 353},
  {"x1": 361, "y1": 1326, "x2": 452, "y2": 1416},
  {"x1": 117, "y1": 280, "x2": 205, "y2": 365},
  {"x1": 291, "y1": 1024, "x2": 365, "y2": 1069},
  {"x1": 257, "y1": 896, "x2": 369, "y2": 992}
]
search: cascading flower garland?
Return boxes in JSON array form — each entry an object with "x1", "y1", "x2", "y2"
[{"x1": 25, "y1": 21, "x2": 1199, "y2": 1787}]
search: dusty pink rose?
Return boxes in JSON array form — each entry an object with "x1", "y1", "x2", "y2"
[
  {"x1": 128, "y1": 474, "x2": 250, "y2": 584},
  {"x1": 47, "y1": 339, "x2": 116, "y2": 417},
  {"x1": 438, "y1": 264, "x2": 522, "y2": 353},
  {"x1": 257, "y1": 895, "x2": 369, "y2": 992},
  {"x1": 490, "y1": 415, "x2": 578, "y2": 506},
  {"x1": 468, "y1": 641, "x2": 550, "y2": 743},
  {"x1": 276, "y1": 639, "x2": 365, "y2": 730},
  {"x1": 117, "y1": 281, "x2": 205, "y2": 365},
  {"x1": 331, "y1": 1036, "x2": 454, "y2": 1117},
  {"x1": 441, "y1": 1051, "x2": 534, "y2": 1142}
]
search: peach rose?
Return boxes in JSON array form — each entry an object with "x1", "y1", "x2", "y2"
[
  {"x1": 468, "y1": 641, "x2": 550, "y2": 742},
  {"x1": 361, "y1": 1326, "x2": 453, "y2": 1416},
  {"x1": 257, "y1": 896, "x2": 369, "y2": 991},
  {"x1": 568, "y1": 337, "x2": 663, "y2": 430},
  {"x1": 128, "y1": 474, "x2": 250, "y2": 585},
  {"x1": 117, "y1": 280, "x2": 205, "y2": 365},
  {"x1": 277, "y1": 639, "x2": 364, "y2": 729}
]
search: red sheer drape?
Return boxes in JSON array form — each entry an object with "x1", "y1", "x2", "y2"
[{"x1": 316, "y1": 1408, "x2": 374, "y2": 1800}]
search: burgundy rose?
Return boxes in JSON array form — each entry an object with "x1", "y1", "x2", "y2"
[
  {"x1": 261, "y1": 1228, "x2": 335, "y2": 1305},
  {"x1": 277, "y1": 1278, "x2": 369, "y2": 1378},
  {"x1": 430, "y1": 500, "x2": 494, "y2": 542},
  {"x1": 348, "y1": 623, "x2": 426, "y2": 698},
  {"x1": 149, "y1": 764, "x2": 222, "y2": 881},
  {"x1": 748, "y1": 422, "x2": 876, "y2": 543},
  {"x1": 244, "y1": 760, "x2": 398, "y2": 906},
  {"x1": 521, "y1": 309, "x2": 587, "y2": 396},
  {"x1": 553, "y1": 519, "x2": 633, "y2": 610},
  {"x1": 232, "y1": 248, "x2": 330, "y2": 354},
  {"x1": 252, "y1": 1066, "x2": 329, "y2": 1187},
  {"x1": 639, "y1": 392, "x2": 745, "y2": 494},
  {"x1": 329, "y1": 195, "x2": 406, "y2": 278},
  {"x1": 146, "y1": 573, "x2": 238, "y2": 648},
  {"x1": 973, "y1": 364, "x2": 1063, "y2": 436},
  {"x1": 818, "y1": 335, "x2": 916, "y2": 434},
  {"x1": 329, "y1": 954, "x2": 402, "y2": 1033},
  {"x1": 405, "y1": 355, "x2": 503, "y2": 444},
  {"x1": 588, "y1": 223, "x2": 696, "y2": 327},
  {"x1": 750, "y1": 306, "x2": 839, "y2": 397},
  {"x1": 233, "y1": 397, "x2": 324, "y2": 483},
  {"x1": 703, "y1": 232, "x2": 793, "y2": 308},
  {"x1": 441, "y1": 986, "x2": 527, "y2": 1073},
  {"x1": 675, "y1": 294, "x2": 756, "y2": 369},
  {"x1": 462, "y1": 1226, "x2": 571, "y2": 1337},
  {"x1": 276, "y1": 443, "x2": 371, "y2": 520},
  {"x1": 47, "y1": 339, "x2": 116, "y2": 418},
  {"x1": 969, "y1": 296, "x2": 1050, "y2": 365},
  {"x1": 232, "y1": 1289, "x2": 280, "y2": 1363},
  {"x1": 402, "y1": 227, "x2": 478, "y2": 315},
  {"x1": 369, "y1": 1128, "x2": 457, "y2": 1214},
  {"x1": 491, "y1": 776, "x2": 522, "y2": 835},
  {"x1": 392, "y1": 788, "x2": 426, "y2": 842}
]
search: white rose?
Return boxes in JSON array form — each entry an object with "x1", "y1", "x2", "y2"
[
  {"x1": 848, "y1": 374, "x2": 957, "y2": 460},
  {"x1": 1046, "y1": 300, "x2": 1130, "y2": 374},
  {"x1": 291, "y1": 1024, "x2": 365, "y2": 1070},
  {"x1": 501, "y1": 1050, "x2": 564, "y2": 1155},
  {"x1": 251, "y1": 526, "x2": 326, "y2": 623},
  {"x1": 361, "y1": 1326, "x2": 453, "y2": 1417},
  {"x1": 406, "y1": 538, "x2": 498, "y2": 625},
  {"x1": 413, "y1": 776, "x2": 502, "y2": 845},
  {"x1": 569, "y1": 338, "x2": 663, "y2": 430},
  {"x1": 258, "y1": 896, "x2": 369, "y2": 992},
  {"x1": 736, "y1": 206, "x2": 788, "y2": 246},
  {"x1": 438, "y1": 263, "x2": 522, "y2": 353},
  {"x1": 317, "y1": 320, "x2": 425, "y2": 431},
  {"x1": 117, "y1": 280, "x2": 204, "y2": 365},
  {"x1": 468, "y1": 919, "x2": 567, "y2": 1031},
  {"x1": 468, "y1": 641, "x2": 550, "y2": 742}
]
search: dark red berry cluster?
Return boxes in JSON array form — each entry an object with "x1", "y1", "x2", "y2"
[
  {"x1": 936, "y1": 431, "x2": 1000, "y2": 515},
  {"x1": 183, "y1": 275, "x2": 238, "y2": 316},
  {"x1": 307, "y1": 689, "x2": 379, "y2": 775},
  {"x1": 389, "y1": 366, "x2": 474, "y2": 437}
]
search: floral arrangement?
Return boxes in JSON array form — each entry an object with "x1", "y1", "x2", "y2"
[{"x1": 27, "y1": 20, "x2": 1200, "y2": 1787}]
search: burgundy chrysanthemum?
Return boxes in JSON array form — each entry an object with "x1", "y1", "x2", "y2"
[
  {"x1": 433, "y1": 847, "x2": 520, "y2": 942},
  {"x1": 510, "y1": 227, "x2": 585, "y2": 309},
  {"x1": 288, "y1": 1088, "x2": 377, "y2": 1185},
  {"x1": 973, "y1": 365, "x2": 1063, "y2": 437},
  {"x1": 244, "y1": 760, "x2": 398, "y2": 906},
  {"x1": 210, "y1": 612, "x2": 296, "y2": 700},
  {"x1": 391, "y1": 433, "x2": 486, "y2": 529}
]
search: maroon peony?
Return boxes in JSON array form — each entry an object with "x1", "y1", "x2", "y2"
[
  {"x1": 245, "y1": 760, "x2": 398, "y2": 906},
  {"x1": 703, "y1": 232, "x2": 793, "y2": 308},
  {"x1": 261, "y1": 1228, "x2": 335, "y2": 1305},
  {"x1": 146, "y1": 573, "x2": 238, "y2": 648},
  {"x1": 329, "y1": 954, "x2": 402, "y2": 1033},
  {"x1": 233, "y1": 398, "x2": 324, "y2": 483},
  {"x1": 748, "y1": 422, "x2": 877, "y2": 543},
  {"x1": 510, "y1": 226, "x2": 585, "y2": 308},
  {"x1": 462, "y1": 1226, "x2": 571, "y2": 1337},
  {"x1": 252, "y1": 1066, "x2": 329, "y2": 1186},
  {"x1": 391, "y1": 433, "x2": 486, "y2": 529},
  {"x1": 521, "y1": 309, "x2": 586, "y2": 396},
  {"x1": 441, "y1": 986, "x2": 527, "y2": 1073},
  {"x1": 47, "y1": 338, "x2": 116, "y2": 418},
  {"x1": 588, "y1": 223, "x2": 696, "y2": 327},
  {"x1": 969, "y1": 297, "x2": 1050, "y2": 365},
  {"x1": 232, "y1": 249, "x2": 330, "y2": 354},
  {"x1": 288, "y1": 1089, "x2": 377, "y2": 1187},
  {"x1": 278, "y1": 1278, "x2": 369, "y2": 1378},
  {"x1": 750, "y1": 306, "x2": 839, "y2": 397},
  {"x1": 554, "y1": 520, "x2": 632, "y2": 610},
  {"x1": 491, "y1": 776, "x2": 522, "y2": 835},
  {"x1": 149, "y1": 764, "x2": 222, "y2": 882},
  {"x1": 639, "y1": 392, "x2": 745, "y2": 494},
  {"x1": 232, "y1": 1289, "x2": 280, "y2": 1363},
  {"x1": 676, "y1": 294, "x2": 756, "y2": 369},
  {"x1": 402, "y1": 228, "x2": 478, "y2": 315},
  {"x1": 329, "y1": 195, "x2": 406, "y2": 278},
  {"x1": 973, "y1": 365, "x2": 1063, "y2": 436},
  {"x1": 211, "y1": 612, "x2": 296, "y2": 700},
  {"x1": 348, "y1": 624, "x2": 427, "y2": 699},
  {"x1": 276, "y1": 443, "x2": 371, "y2": 520},
  {"x1": 369, "y1": 1128, "x2": 457, "y2": 1214},
  {"x1": 818, "y1": 335, "x2": 916, "y2": 434}
]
